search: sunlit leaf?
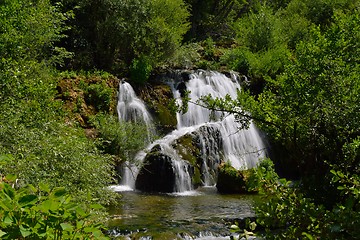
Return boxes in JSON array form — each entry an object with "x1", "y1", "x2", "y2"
[{"x1": 60, "y1": 223, "x2": 74, "y2": 231}]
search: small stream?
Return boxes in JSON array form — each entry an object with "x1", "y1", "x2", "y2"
[{"x1": 107, "y1": 187, "x2": 259, "y2": 239}]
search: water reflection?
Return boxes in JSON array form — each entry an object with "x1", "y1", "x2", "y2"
[{"x1": 108, "y1": 187, "x2": 258, "y2": 239}]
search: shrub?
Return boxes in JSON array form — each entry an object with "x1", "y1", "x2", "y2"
[
  {"x1": 250, "y1": 158, "x2": 360, "y2": 239},
  {"x1": 84, "y1": 82, "x2": 114, "y2": 112},
  {"x1": 130, "y1": 56, "x2": 153, "y2": 85},
  {"x1": 0, "y1": 174, "x2": 109, "y2": 239},
  {"x1": 91, "y1": 113, "x2": 152, "y2": 162},
  {"x1": 0, "y1": 121, "x2": 116, "y2": 205}
]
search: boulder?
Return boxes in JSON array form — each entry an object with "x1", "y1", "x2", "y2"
[
  {"x1": 216, "y1": 163, "x2": 257, "y2": 194},
  {"x1": 135, "y1": 125, "x2": 225, "y2": 192},
  {"x1": 135, "y1": 145, "x2": 176, "y2": 192}
]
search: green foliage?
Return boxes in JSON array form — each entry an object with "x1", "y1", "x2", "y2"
[
  {"x1": 0, "y1": 0, "x2": 70, "y2": 64},
  {"x1": 220, "y1": 48, "x2": 251, "y2": 74},
  {"x1": 254, "y1": 165, "x2": 360, "y2": 239},
  {"x1": 183, "y1": 0, "x2": 250, "y2": 40},
  {"x1": 60, "y1": 0, "x2": 190, "y2": 73},
  {"x1": 91, "y1": 113, "x2": 152, "y2": 163},
  {"x1": 166, "y1": 42, "x2": 202, "y2": 69},
  {"x1": 130, "y1": 56, "x2": 153, "y2": 85},
  {"x1": 0, "y1": 120, "x2": 116, "y2": 205},
  {"x1": 234, "y1": 5, "x2": 275, "y2": 52},
  {"x1": 217, "y1": 159, "x2": 276, "y2": 194},
  {"x1": 0, "y1": 177, "x2": 109, "y2": 239},
  {"x1": 0, "y1": 60, "x2": 63, "y2": 127},
  {"x1": 253, "y1": 11, "x2": 360, "y2": 173},
  {"x1": 84, "y1": 82, "x2": 114, "y2": 112},
  {"x1": 230, "y1": 219, "x2": 257, "y2": 240}
]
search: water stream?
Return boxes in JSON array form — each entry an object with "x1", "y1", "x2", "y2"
[
  {"x1": 110, "y1": 71, "x2": 265, "y2": 239},
  {"x1": 108, "y1": 187, "x2": 259, "y2": 239},
  {"x1": 116, "y1": 70, "x2": 266, "y2": 192}
]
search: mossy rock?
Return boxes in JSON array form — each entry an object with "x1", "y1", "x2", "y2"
[
  {"x1": 138, "y1": 82, "x2": 177, "y2": 133},
  {"x1": 172, "y1": 134, "x2": 202, "y2": 187},
  {"x1": 173, "y1": 134, "x2": 199, "y2": 166},
  {"x1": 216, "y1": 163, "x2": 258, "y2": 194},
  {"x1": 57, "y1": 74, "x2": 119, "y2": 128},
  {"x1": 135, "y1": 145, "x2": 176, "y2": 193}
]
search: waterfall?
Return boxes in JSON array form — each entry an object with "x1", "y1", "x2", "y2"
[
  {"x1": 172, "y1": 71, "x2": 266, "y2": 170},
  {"x1": 117, "y1": 81, "x2": 153, "y2": 125},
  {"x1": 116, "y1": 81, "x2": 154, "y2": 189},
  {"x1": 116, "y1": 71, "x2": 266, "y2": 193}
]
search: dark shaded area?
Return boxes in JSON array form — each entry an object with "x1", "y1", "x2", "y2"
[{"x1": 135, "y1": 145, "x2": 176, "y2": 193}]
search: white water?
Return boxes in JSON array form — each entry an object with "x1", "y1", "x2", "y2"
[
  {"x1": 115, "y1": 71, "x2": 266, "y2": 193},
  {"x1": 117, "y1": 81, "x2": 153, "y2": 125},
  {"x1": 169, "y1": 71, "x2": 266, "y2": 190},
  {"x1": 173, "y1": 71, "x2": 266, "y2": 167},
  {"x1": 116, "y1": 81, "x2": 154, "y2": 189}
]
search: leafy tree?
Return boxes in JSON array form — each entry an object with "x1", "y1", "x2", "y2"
[
  {"x1": 91, "y1": 113, "x2": 151, "y2": 162},
  {"x1": 59, "y1": 0, "x2": 190, "y2": 75},
  {"x1": 203, "y1": 8, "x2": 360, "y2": 203},
  {"x1": 252, "y1": 11, "x2": 360, "y2": 176},
  {"x1": 0, "y1": 0, "x2": 70, "y2": 64}
]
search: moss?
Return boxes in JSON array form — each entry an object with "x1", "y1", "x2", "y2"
[
  {"x1": 139, "y1": 83, "x2": 177, "y2": 133},
  {"x1": 172, "y1": 133, "x2": 204, "y2": 187},
  {"x1": 216, "y1": 162, "x2": 258, "y2": 194},
  {"x1": 156, "y1": 104, "x2": 177, "y2": 129},
  {"x1": 192, "y1": 167, "x2": 202, "y2": 187},
  {"x1": 173, "y1": 134, "x2": 199, "y2": 166},
  {"x1": 57, "y1": 73, "x2": 119, "y2": 128}
]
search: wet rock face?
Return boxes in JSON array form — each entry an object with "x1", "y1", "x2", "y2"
[
  {"x1": 136, "y1": 125, "x2": 225, "y2": 193},
  {"x1": 193, "y1": 125, "x2": 223, "y2": 178},
  {"x1": 135, "y1": 146, "x2": 176, "y2": 193},
  {"x1": 139, "y1": 83, "x2": 177, "y2": 134}
]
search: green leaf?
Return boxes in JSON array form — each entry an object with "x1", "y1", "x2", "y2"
[
  {"x1": 52, "y1": 187, "x2": 67, "y2": 198},
  {"x1": 0, "y1": 154, "x2": 14, "y2": 164},
  {"x1": 230, "y1": 224, "x2": 240, "y2": 233},
  {"x1": 90, "y1": 203, "x2": 104, "y2": 210},
  {"x1": 0, "y1": 230, "x2": 7, "y2": 237},
  {"x1": 19, "y1": 225, "x2": 32, "y2": 237},
  {"x1": 40, "y1": 199, "x2": 60, "y2": 212},
  {"x1": 75, "y1": 207, "x2": 87, "y2": 217},
  {"x1": 38, "y1": 182, "x2": 50, "y2": 193},
  {"x1": 4, "y1": 174, "x2": 17, "y2": 182},
  {"x1": 3, "y1": 183, "x2": 15, "y2": 200},
  {"x1": 92, "y1": 229, "x2": 105, "y2": 237},
  {"x1": 3, "y1": 216, "x2": 13, "y2": 225},
  {"x1": 0, "y1": 198, "x2": 13, "y2": 211},
  {"x1": 76, "y1": 220, "x2": 85, "y2": 229},
  {"x1": 60, "y1": 223, "x2": 74, "y2": 231},
  {"x1": 249, "y1": 221, "x2": 257, "y2": 231},
  {"x1": 302, "y1": 232, "x2": 315, "y2": 240},
  {"x1": 84, "y1": 227, "x2": 96, "y2": 233},
  {"x1": 18, "y1": 194, "x2": 38, "y2": 207}
]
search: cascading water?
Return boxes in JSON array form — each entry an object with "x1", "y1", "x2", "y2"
[
  {"x1": 173, "y1": 71, "x2": 266, "y2": 168},
  {"x1": 116, "y1": 81, "x2": 154, "y2": 190},
  {"x1": 116, "y1": 71, "x2": 266, "y2": 193},
  {"x1": 117, "y1": 81, "x2": 153, "y2": 125},
  {"x1": 161, "y1": 70, "x2": 267, "y2": 191}
]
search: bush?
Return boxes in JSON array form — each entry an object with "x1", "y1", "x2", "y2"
[
  {"x1": 130, "y1": 56, "x2": 153, "y2": 85},
  {"x1": 0, "y1": 120, "x2": 116, "y2": 205},
  {"x1": 84, "y1": 82, "x2": 114, "y2": 112},
  {"x1": 91, "y1": 113, "x2": 152, "y2": 162},
  {"x1": 249, "y1": 158, "x2": 360, "y2": 239},
  {"x1": 0, "y1": 174, "x2": 109, "y2": 239}
]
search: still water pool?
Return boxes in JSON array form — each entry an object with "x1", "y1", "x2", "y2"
[{"x1": 107, "y1": 187, "x2": 259, "y2": 239}]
